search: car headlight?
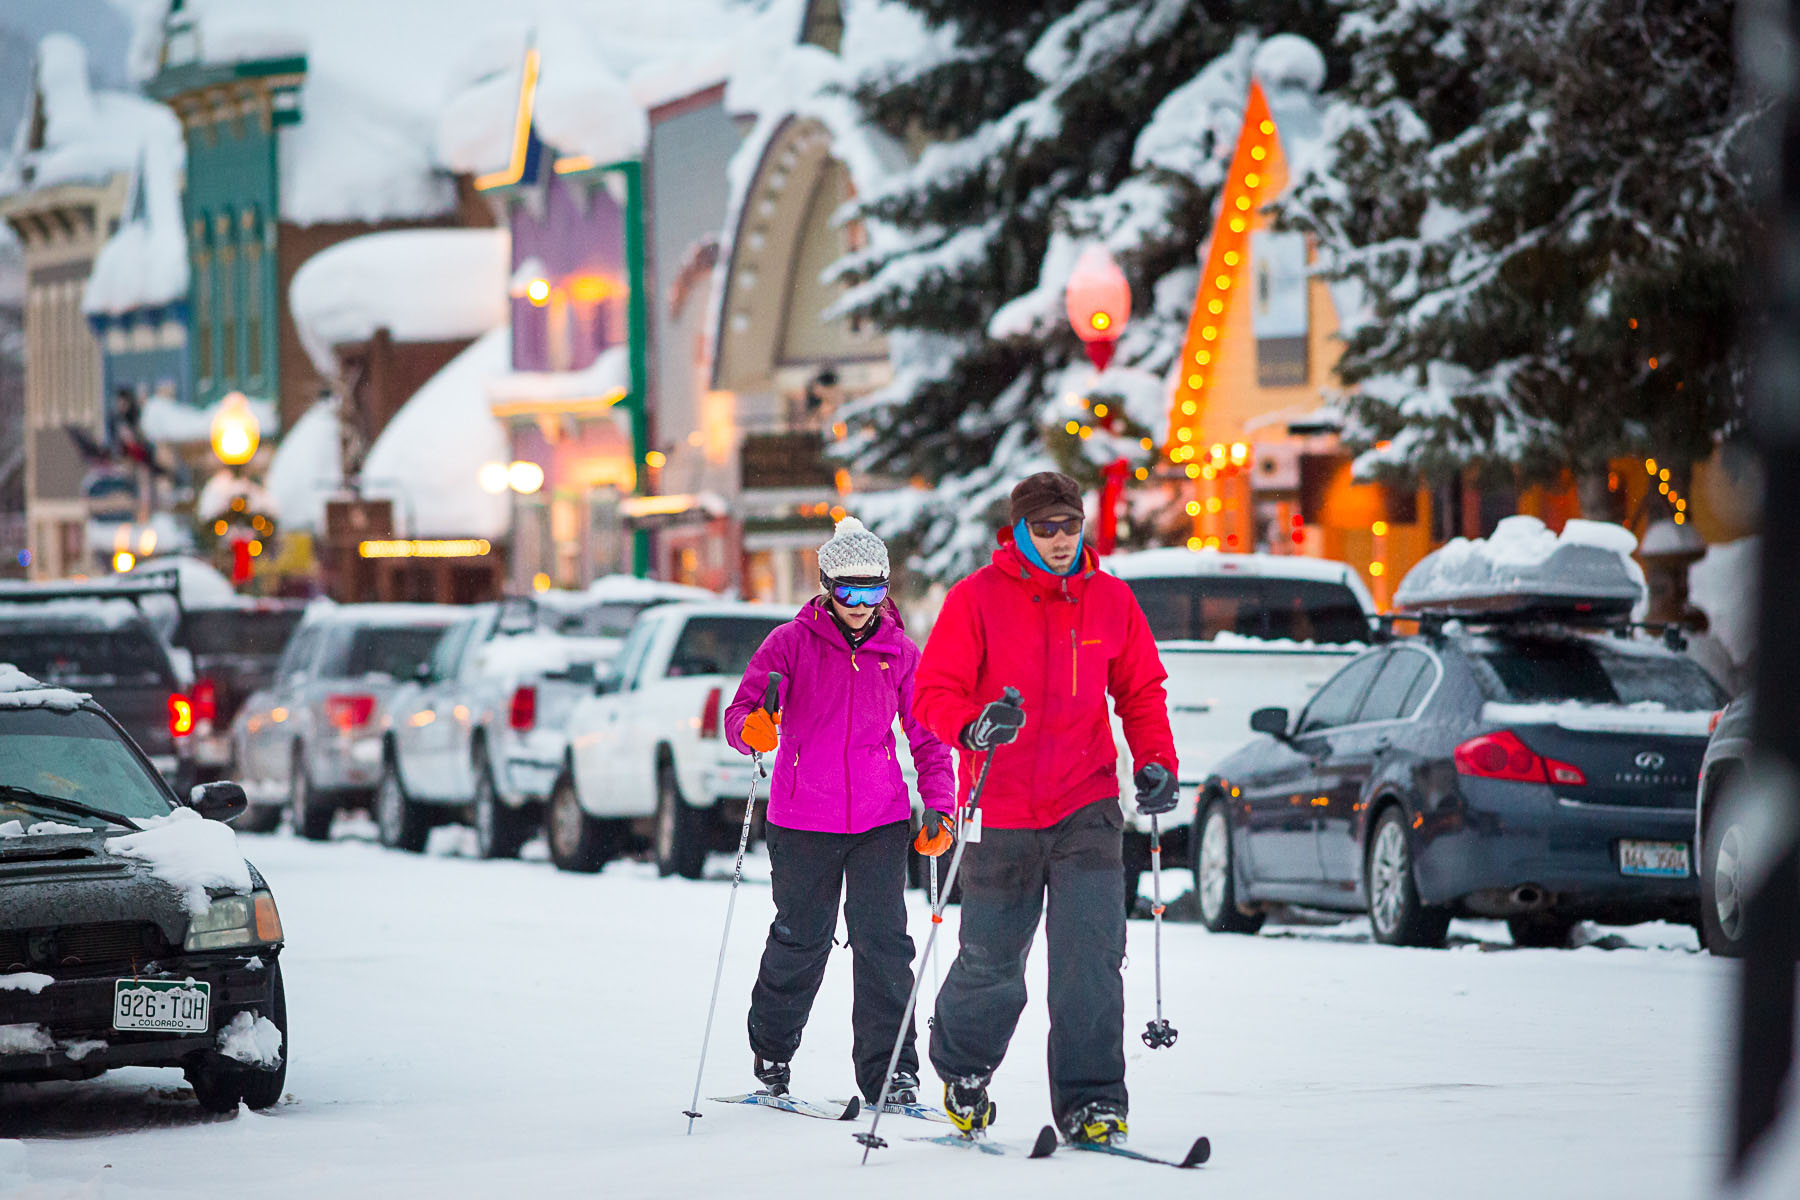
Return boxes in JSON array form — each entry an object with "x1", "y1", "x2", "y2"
[{"x1": 185, "y1": 889, "x2": 284, "y2": 951}]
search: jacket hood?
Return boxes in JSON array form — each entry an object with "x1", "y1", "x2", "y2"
[{"x1": 992, "y1": 526, "x2": 1098, "y2": 589}]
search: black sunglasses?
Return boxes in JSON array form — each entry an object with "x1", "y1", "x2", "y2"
[{"x1": 1026, "y1": 517, "x2": 1084, "y2": 538}]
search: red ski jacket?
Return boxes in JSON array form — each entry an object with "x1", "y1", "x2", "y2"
[{"x1": 913, "y1": 529, "x2": 1177, "y2": 830}]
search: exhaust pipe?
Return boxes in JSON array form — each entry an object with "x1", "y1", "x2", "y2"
[{"x1": 1511, "y1": 884, "x2": 1546, "y2": 910}]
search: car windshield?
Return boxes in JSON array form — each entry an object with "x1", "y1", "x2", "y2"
[
  {"x1": 667, "y1": 617, "x2": 785, "y2": 678},
  {"x1": 178, "y1": 609, "x2": 305, "y2": 659},
  {"x1": 0, "y1": 627, "x2": 171, "y2": 686},
  {"x1": 341, "y1": 626, "x2": 449, "y2": 680},
  {"x1": 1124, "y1": 577, "x2": 1369, "y2": 644},
  {"x1": 0, "y1": 707, "x2": 172, "y2": 828},
  {"x1": 1470, "y1": 636, "x2": 1726, "y2": 710}
]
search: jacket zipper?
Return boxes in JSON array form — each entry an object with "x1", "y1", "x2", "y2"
[{"x1": 1071, "y1": 629, "x2": 1078, "y2": 697}]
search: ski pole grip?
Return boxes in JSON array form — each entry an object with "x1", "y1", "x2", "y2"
[
  {"x1": 1001, "y1": 686, "x2": 1022, "y2": 707},
  {"x1": 762, "y1": 672, "x2": 782, "y2": 715}
]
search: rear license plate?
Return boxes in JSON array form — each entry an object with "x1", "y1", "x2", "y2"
[
  {"x1": 1619, "y1": 839, "x2": 1690, "y2": 879},
  {"x1": 112, "y1": 979, "x2": 210, "y2": 1032}
]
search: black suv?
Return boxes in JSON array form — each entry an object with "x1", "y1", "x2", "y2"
[
  {"x1": 172, "y1": 600, "x2": 307, "y2": 802},
  {"x1": 1194, "y1": 617, "x2": 1725, "y2": 948},
  {"x1": 0, "y1": 672, "x2": 287, "y2": 1112}
]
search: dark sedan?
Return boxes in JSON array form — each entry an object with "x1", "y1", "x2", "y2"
[
  {"x1": 1193, "y1": 621, "x2": 1726, "y2": 947},
  {"x1": 0, "y1": 675, "x2": 287, "y2": 1111}
]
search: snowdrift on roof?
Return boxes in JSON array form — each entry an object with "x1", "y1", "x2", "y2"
[{"x1": 1394, "y1": 516, "x2": 1645, "y2": 619}]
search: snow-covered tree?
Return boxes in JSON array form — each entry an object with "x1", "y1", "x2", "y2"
[
  {"x1": 834, "y1": 0, "x2": 1345, "y2": 578},
  {"x1": 1283, "y1": 0, "x2": 1754, "y2": 504}
]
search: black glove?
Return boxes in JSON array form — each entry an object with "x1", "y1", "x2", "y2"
[
  {"x1": 961, "y1": 696, "x2": 1026, "y2": 752},
  {"x1": 1134, "y1": 763, "x2": 1178, "y2": 815}
]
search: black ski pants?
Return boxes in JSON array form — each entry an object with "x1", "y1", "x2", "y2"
[
  {"x1": 929, "y1": 797, "x2": 1127, "y2": 1124},
  {"x1": 747, "y1": 818, "x2": 918, "y2": 1101}
]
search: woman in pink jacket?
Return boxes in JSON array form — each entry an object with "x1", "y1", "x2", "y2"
[{"x1": 724, "y1": 517, "x2": 955, "y2": 1108}]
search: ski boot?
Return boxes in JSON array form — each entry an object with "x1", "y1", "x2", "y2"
[
  {"x1": 753, "y1": 1055, "x2": 790, "y2": 1097},
  {"x1": 878, "y1": 1070, "x2": 920, "y2": 1107},
  {"x1": 944, "y1": 1076, "x2": 996, "y2": 1134},
  {"x1": 1062, "y1": 1100, "x2": 1128, "y2": 1146}
]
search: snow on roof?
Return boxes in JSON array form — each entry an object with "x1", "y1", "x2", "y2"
[
  {"x1": 0, "y1": 663, "x2": 88, "y2": 711},
  {"x1": 130, "y1": 555, "x2": 241, "y2": 608},
  {"x1": 488, "y1": 345, "x2": 630, "y2": 404},
  {"x1": 1395, "y1": 516, "x2": 1647, "y2": 614},
  {"x1": 82, "y1": 119, "x2": 187, "y2": 316},
  {"x1": 13, "y1": 34, "x2": 182, "y2": 195},
  {"x1": 288, "y1": 228, "x2": 510, "y2": 375},
  {"x1": 0, "y1": 592, "x2": 145, "y2": 628},
  {"x1": 139, "y1": 392, "x2": 277, "y2": 446},
  {"x1": 104, "y1": 807, "x2": 253, "y2": 915},
  {"x1": 583, "y1": 575, "x2": 717, "y2": 603},
  {"x1": 298, "y1": 602, "x2": 462, "y2": 627},
  {"x1": 361, "y1": 326, "x2": 510, "y2": 539},
  {"x1": 265, "y1": 396, "x2": 344, "y2": 534},
  {"x1": 1480, "y1": 700, "x2": 1717, "y2": 733}
]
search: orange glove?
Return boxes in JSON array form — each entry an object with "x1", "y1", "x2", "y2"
[
  {"x1": 913, "y1": 810, "x2": 955, "y2": 857},
  {"x1": 742, "y1": 708, "x2": 781, "y2": 753}
]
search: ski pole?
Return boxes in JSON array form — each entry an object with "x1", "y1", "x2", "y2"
[
  {"x1": 926, "y1": 837, "x2": 941, "y2": 1019},
  {"x1": 684, "y1": 671, "x2": 781, "y2": 1133},
  {"x1": 1140, "y1": 812, "x2": 1178, "y2": 1049},
  {"x1": 857, "y1": 688, "x2": 1021, "y2": 1164}
]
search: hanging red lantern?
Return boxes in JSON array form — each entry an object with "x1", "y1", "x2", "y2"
[{"x1": 1065, "y1": 245, "x2": 1130, "y2": 371}]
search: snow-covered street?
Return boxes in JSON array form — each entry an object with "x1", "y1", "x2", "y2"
[{"x1": 2, "y1": 824, "x2": 1735, "y2": 1199}]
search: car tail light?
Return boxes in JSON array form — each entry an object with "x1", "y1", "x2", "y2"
[
  {"x1": 192, "y1": 677, "x2": 217, "y2": 724},
  {"x1": 168, "y1": 693, "x2": 194, "y2": 737},
  {"x1": 1709, "y1": 708, "x2": 1723, "y2": 734},
  {"x1": 509, "y1": 685, "x2": 537, "y2": 732},
  {"x1": 325, "y1": 693, "x2": 376, "y2": 731},
  {"x1": 1453, "y1": 729, "x2": 1585, "y2": 786},
  {"x1": 698, "y1": 686, "x2": 722, "y2": 739}
]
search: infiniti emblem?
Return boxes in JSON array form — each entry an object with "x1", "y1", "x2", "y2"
[{"x1": 1635, "y1": 751, "x2": 1666, "y2": 770}]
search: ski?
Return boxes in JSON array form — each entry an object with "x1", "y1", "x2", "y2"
[
  {"x1": 907, "y1": 1125, "x2": 1058, "y2": 1159},
  {"x1": 834, "y1": 1098, "x2": 953, "y2": 1124},
  {"x1": 709, "y1": 1093, "x2": 861, "y2": 1121},
  {"x1": 1063, "y1": 1134, "x2": 1211, "y2": 1169}
]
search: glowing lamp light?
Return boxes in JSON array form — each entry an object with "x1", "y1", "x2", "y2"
[
  {"x1": 1064, "y1": 244, "x2": 1131, "y2": 371},
  {"x1": 210, "y1": 391, "x2": 260, "y2": 466},
  {"x1": 479, "y1": 462, "x2": 512, "y2": 494},
  {"x1": 508, "y1": 460, "x2": 546, "y2": 494},
  {"x1": 645, "y1": 450, "x2": 667, "y2": 469},
  {"x1": 525, "y1": 278, "x2": 551, "y2": 306},
  {"x1": 112, "y1": 550, "x2": 135, "y2": 573},
  {"x1": 532, "y1": 572, "x2": 552, "y2": 592}
]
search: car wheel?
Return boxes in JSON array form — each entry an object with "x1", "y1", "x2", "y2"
[
  {"x1": 654, "y1": 763, "x2": 708, "y2": 880},
  {"x1": 1507, "y1": 914, "x2": 1577, "y2": 948},
  {"x1": 1702, "y1": 803, "x2": 1751, "y2": 958},
  {"x1": 233, "y1": 804, "x2": 283, "y2": 835},
  {"x1": 237, "y1": 960, "x2": 288, "y2": 1110},
  {"x1": 1366, "y1": 807, "x2": 1451, "y2": 948},
  {"x1": 547, "y1": 770, "x2": 614, "y2": 873},
  {"x1": 375, "y1": 758, "x2": 431, "y2": 853},
  {"x1": 473, "y1": 748, "x2": 535, "y2": 860},
  {"x1": 186, "y1": 960, "x2": 287, "y2": 1113},
  {"x1": 288, "y1": 748, "x2": 333, "y2": 842},
  {"x1": 1195, "y1": 798, "x2": 1265, "y2": 934}
]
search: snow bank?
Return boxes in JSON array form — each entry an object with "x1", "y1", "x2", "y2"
[
  {"x1": 0, "y1": 973, "x2": 52, "y2": 994},
  {"x1": 217, "y1": 1011, "x2": 284, "y2": 1068},
  {"x1": 288, "y1": 229, "x2": 510, "y2": 375},
  {"x1": 0, "y1": 1024, "x2": 53, "y2": 1055},
  {"x1": 1689, "y1": 535, "x2": 1759, "y2": 665},
  {"x1": 1395, "y1": 516, "x2": 1646, "y2": 614},
  {"x1": 0, "y1": 664, "x2": 88, "y2": 711},
  {"x1": 0, "y1": 1140, "x2": 23, "y2": 1191},
  {"x1": 104, "y1": 807, "x2": 252, "y2": 914},
  {"x1": 265, "y1": 396, "x2": 345, "y2": 534},
  {"x1": 361, "y1": 326, "x2": 511, "y2": 539}
]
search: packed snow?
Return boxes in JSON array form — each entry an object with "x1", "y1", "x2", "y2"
[
  {"x1": 103, "y1": 808, "x2": 253, "y2": 914},
  {"x1": 0, "y1": 1024, "x2": 54, "y2": 1056},
  {"x1": 216, "y1": 1012, "x2": 284, "y2": 1069},
  {"x1": 1480, "y1": 700, "x2": 1719, "y2": 734},
  {"x1": 0, "y1": 821, "x2": 91, "y2": 838},
  {"x1": 1394, "y1": 515, "x2": 1646, "y2": 611},
  {"x1": 0, "y1": 974, "x2": 53, "y2": 995},
  {"x1": 0, "y1": 665, "x2": 88, "y2": 711}
]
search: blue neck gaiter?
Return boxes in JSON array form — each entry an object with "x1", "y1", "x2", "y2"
[{"x1": 1014, "y1": 519, "x2": 1083, "y2": 576}]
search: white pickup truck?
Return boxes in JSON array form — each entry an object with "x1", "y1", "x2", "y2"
[
  {"x1": 552, "y1": 601, "x2": 789, "y2": 875},
  {"x1": 1106, "y1": 549, "x2": 1377, "y2": 905}
]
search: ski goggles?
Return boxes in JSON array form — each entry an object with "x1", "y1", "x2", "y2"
[
  {"x1": 1026, "y1": 516, "x2": 1084, "y2": 538},
  {"x1": 831, "y1": 583, "x2": 889, "y2": 607}
]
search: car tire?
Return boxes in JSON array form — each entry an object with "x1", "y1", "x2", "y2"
[
  {"x1": 1507, "y1": 914, "x2": 1577, "y2": 949},
  {"x1": 547, "y1": 770, "x2": 615, "y2": 873},
  {"x1": 186, "y1": 960, "x2": 287, "y2": 1113},
  {"x1": 473, "y1": 747, "x2": 534, "y2": 860},
  {"x1": 1701, "y1": 792, "x2": 1751, "y2": 958},
  {"x1": 234, "y1": 804, "x2": 283, "y2": 835},
  {"x1": 237, "y1": 960, "x2": 288, "y2": 1110},
  {"x1": 375, "y1": 758, "x2": 431, "y2": 853},
  {"x1": 288, "y1": 748, "x2": 333, "y2": 842},
  {"x1": 1195, "y1": 797, "x2": 1265, "y2": 934},
  {"x1": 654, "y1": 762, "x2": 708, "y2": 880},
  {"x1": 1366, "y1": 807, "x2": 1451, "y2": 948}
]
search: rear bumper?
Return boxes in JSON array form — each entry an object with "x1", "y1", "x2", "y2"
[
  {"x1": 501, "y1": 756, "x2": 560, "y2": 803},
  {"x1": 0, "y1": 952, "x2": 280, "y2": 1083},
  {"x1": 1417, "y1": 780, "x2": 1699, "y2": 920}
]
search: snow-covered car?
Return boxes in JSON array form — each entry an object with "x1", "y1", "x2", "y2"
[
  {"x1": 0, "y1": 667, "x2": 288, "y2": 1113},
  {"x1": 231, "y1": 603, "x2": 460, "y2": 838},
  {"x1": 551, "y1": 601, "x2": 788, "y2": 875},
  {"x1": 1194, "y1": 518, "x2": 1724, "y2": 948},
  {"x1": 375, "y1": 602, "x2": 624, "y2": 858},
  {"x1": 1105, "y1": 548, "x2": 1376, "y2": 904}
]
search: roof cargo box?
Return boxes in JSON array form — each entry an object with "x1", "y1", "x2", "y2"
[{"x1": 1394, "y1": 516, "x2": 1645, "y2": 624}]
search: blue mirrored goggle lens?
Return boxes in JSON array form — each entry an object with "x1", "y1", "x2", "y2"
[{"x1": 833, "y1": 584, "x2": 888, "y2": 607}]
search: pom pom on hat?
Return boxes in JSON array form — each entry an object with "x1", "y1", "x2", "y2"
[{"x1": 817, "y1": 516, "x2": 889, "y2": 582}]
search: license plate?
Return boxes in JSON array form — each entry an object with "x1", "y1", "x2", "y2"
[
  {"x1": 1619, "y1": 839, "x2": 1690, "y2": 879},
  {"x1": 112, "y1": 979, "x2": 211, "y2": 1032}
]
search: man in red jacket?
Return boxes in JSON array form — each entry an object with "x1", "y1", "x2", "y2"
[{"x1": 913, "y1": 470, "x2": 1177, "y2": 1146}]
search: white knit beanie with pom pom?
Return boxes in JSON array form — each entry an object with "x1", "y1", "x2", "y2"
[{"x1": 816, "y1": 516, "x2": 889, "y2": 582}]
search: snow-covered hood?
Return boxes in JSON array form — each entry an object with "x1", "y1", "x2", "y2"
[{"x1": 0, "y1": 828, "x2": 244, "y2": 949}]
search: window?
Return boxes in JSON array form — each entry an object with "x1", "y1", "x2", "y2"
[
  {"x1": 1125, "y1": 576, "x2": 1369, "y2": 644},
  {"x1": 341, "y1": 625, "x2": 450, "y2": 682},
  {"x1": 1469, "y1": 636, "x2": 1725, "y2": 710},
  {"x1": 667, "y1": 617, "x2": 785, "y2": 679},
  {"x1": 0, "y1": 628, "x2": 173, "y2": 687},
  {"x1": 219, "y1": 243, "x2": 237, "y2": 383},
  {"x1": 194, "y1": 249, "x2": 212, "y2": 383},
  {"x1": 425, "y1": 618, "x2": 478, "y2": 682},
  {"x1": 277, "y1": 626, "x2": 322, "y2": 679},
  {"x1": 0, "y1": 708, "x2": 173, "y2": 824},
  {"x1": 1297, "y1": 652, "x2": 1384, "y2": 735},
  {"x1": 1354, "y1": 649, "x2": 1433, "y2": 723},
  {"x1": 612, "y1": 617, "x2": 662, "y2": 691},
  {"x1": 245, "y1": 241, "x2": 263, "y2": 382}
]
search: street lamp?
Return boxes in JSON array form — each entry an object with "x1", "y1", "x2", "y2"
[
  {"x1": 210, "y1": 391, "x2": 260, "y2": 466},
  {"x1": 1065, "y1": 245, "x2": 1132, "y2": 554}
]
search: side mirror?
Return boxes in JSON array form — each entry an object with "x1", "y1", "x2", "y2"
[
  {"x1": 563, "y1": 661, "x2": 597, "y2": 686},
  {"x1": 188, "y1": 781, "x2": 249, "y2": 824},
  {"x1": 595, "y1": 673, "x2": 622, "y2": 696},
  {"x1": 1250, "y1": 707, "x2": 1290, "y2": 738}
]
